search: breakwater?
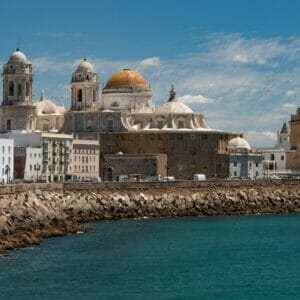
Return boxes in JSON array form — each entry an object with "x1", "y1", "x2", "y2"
[{"x1": 1, "y1": 180, "x2": 300, "y2": 254}]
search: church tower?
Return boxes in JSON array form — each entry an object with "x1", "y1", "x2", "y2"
[
  {"x1": 2, "y1": 49, "x2": 33, "y2": 106},
  {"x1": 0, "y1": 49, "x2": 36, "y2": 132},
  {"x1": 276, "y1": 122, "x2": 290, "y2": 150},
  {"x1": 70, "y1": 58, "x2": 99, "y2": 111}
]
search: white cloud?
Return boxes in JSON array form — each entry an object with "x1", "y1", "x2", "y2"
[
  {"x1": 179, "y1": 94, "x2": 216, "y2": 104},
  {"x1": 243, "y1": 131, "x2": 277, "y2": 148},
  {"x1": 285, "y1": 90, "x2": 297, "y2": 97},
  {"x1": 282, "y1": 103, "x2": 296, "y2": 108},
  {"x1": 139, "y1": 56, "x2": 160, "y2": 67}
]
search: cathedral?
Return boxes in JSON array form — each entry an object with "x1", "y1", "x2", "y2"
[
  {"x1": 1, "y1": 49, "x2": 240, "y2": 180},
  {"x1": 63, "y1": 60, "x2": 211, "y2": 135}
]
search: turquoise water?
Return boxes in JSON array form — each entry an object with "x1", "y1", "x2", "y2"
[{"x1": 1, "y1": 215, "x2": 300, "y2": 299}]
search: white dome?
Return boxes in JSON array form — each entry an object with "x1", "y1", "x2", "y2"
[
  {"x1": 156, "y1": 100, "x2": 193, "y2": 114},
  {"x1": 76, "y1": 58, "x2": 94, "y2": 72},
  {"x1": 228, "y1": 137, "x2": 251, "y2": 151},
  {"x1": 35, "y1": 93, "x2": 65, "y2": 115},
  {"x1": 156, "y1": 85, "x2": 193, "y2": 114},
  {"x1": 9, "y1": 49, "x2": 27, "y2": 63}
]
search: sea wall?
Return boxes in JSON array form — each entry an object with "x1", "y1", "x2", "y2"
[{"x1": 1, "y1": 180, "x2": 300, "y2": 254}]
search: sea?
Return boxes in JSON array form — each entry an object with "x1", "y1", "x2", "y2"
[{"x1": 1, "y1": 214, "x2": 300, "y2": 300}]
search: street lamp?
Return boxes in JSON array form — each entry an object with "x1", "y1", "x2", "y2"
[
  {"x1": 4, "y1": 165, "x2": 10, "y2": 184},
  {"x1": 35, "y1": 163, "x2": 41, "y2": 182}
]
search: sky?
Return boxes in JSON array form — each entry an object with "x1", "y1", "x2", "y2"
[{"x1": 0, "y1": 0, "x2": 300, "y2": 146}]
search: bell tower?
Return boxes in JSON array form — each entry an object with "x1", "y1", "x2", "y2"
[
  {"x1": 2, "y1": 49, "x2": 33, "y2": 106},
  {"x1": 70, "y1": 58, "x2": 99, "y2": 111}
]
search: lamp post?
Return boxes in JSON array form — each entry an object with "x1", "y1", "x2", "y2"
[
  {"x1": 35, "y1": 163, "x2": 41, "y2": 182},
  {"x1": 4, "y1": 165, "x2": 10, "y2": 184}
]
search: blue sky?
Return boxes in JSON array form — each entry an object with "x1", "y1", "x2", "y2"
[{"x1": 1, "y1": 0, "x2": 300, "y2": 146}]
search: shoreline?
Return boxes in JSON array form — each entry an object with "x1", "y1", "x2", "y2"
[{"x1": 1, "y1": 181, "x2": 300, "y2": 255}]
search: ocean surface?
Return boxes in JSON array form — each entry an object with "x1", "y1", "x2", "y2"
[{"x1": 1, "y1": 215, "x2": 300, "y2": 299}]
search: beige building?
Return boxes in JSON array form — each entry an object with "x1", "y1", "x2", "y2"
[{"x1": 73, "y1": 139, "x2": 100, "y2": 181}]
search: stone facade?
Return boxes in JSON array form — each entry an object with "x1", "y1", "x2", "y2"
[
  {"x1": 103, "y1": 153, "x2": 167, "y2": 181},
  {"x1": 100, "y1": 131, "x2": 236, "y2": 180}
]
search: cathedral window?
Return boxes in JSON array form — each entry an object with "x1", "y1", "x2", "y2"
[
  {"x1": 18, "y1": 84, "x2": 22, "y2": 96},
  {"x1": 157, "y1": 120, "x2": 164, "y2": 129},
  {"x1": 111, "y1": 101, "x2": 119, "y2": 108},
  {"x1": 6, "y1": 120, "x2": 11, "y2": 130},
  {"x1": 9, "y1": 81, "x2": 14, "y2": 96},
  {"x1": 178, "y1": 120, "x2": 185, "y2": 128},
  {"x1": 77, "y1": 89, "x2": 83, "y2": 102},
  {"x1": 92, "y1": 89, "x2": 96, "y2": 102},
  {"x1": 26, "y1": 82, "x2": 30, "y2": 97},
  {"x1": 107, "y1": 119, "x2": 114, "y2": 132}
]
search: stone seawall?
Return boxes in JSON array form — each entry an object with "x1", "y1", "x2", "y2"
[{"x1": 1, "y1": 181, "x2": 300, "y2": 254}]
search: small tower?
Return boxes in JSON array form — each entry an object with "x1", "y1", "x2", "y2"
[
  {"x1": 2, "y1": 48, "x2": 33, "y2": 106},
  {"x1": 276, "y1": 122, "x2": 290, "y2": 150},
  {"x1": 70, "y1": 58, "x2": 99, "y2": 111}
]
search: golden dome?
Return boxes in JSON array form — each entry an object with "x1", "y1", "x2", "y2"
[{"x1": 105, "y1": 69, "x2": 148, "y2": 88}]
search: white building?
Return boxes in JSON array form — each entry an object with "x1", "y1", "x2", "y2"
[
  {"x1": 261, "y1": 123, "x2": 290, "y2": 176},
  {"x1": 0, "y1": 138, "x2": 14, "y2": 183},
  {"x1": 24, "y1": 147, "x2": 43, "y2": 181},
  {"x1": 228, "y1": 137, "x2": 263, "y2": 179}
]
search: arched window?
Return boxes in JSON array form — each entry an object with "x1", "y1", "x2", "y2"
[
  {"x1": 111, "y1": 101, "x2": 119, "y2": 108},
  {"x1": 26, "y1": 82, "x2": 30, "y2": 97},
  {"x1": 18, "y1": 84, "x2": 22, "y2": 96},
  {"x1": 42, "y1": 120, "x2": 50, "y2": 131},
  {"x1": 92, "y1": 89, "x2": 96, "y2": 102},
  {"x1": 9, "y1": 81, "x2": 14, "y2": 96},
  {"x1": 77, "y1": 89, "x2": 83, "y2": 102}
]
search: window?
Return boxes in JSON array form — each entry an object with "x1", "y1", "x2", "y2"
[
  {"x1": 77, "y1": 89, "x2": 83, "y2": 102},
  {"x1": 157, "y1": 120, "x2": 164, "y2": 129},
  {"x1": 9, "y1": 81, "x2": 14, "y2": 96},
  {"x1": 270, "y1": 154, "x2": 275, "y2": 161},
  {"x1": 17, "y1": 84, "x2": 22, "y2": 96},
  {"x1": 107, "y1": 119, "x2": 114, "y2": 132},
  {"x1": 111, "y1": 101, "x2": 119, "y2": 108},
  {"x1": 234, "y1": 171, "x2": 237, "y2": 177},
  {"x1": 6, "y1": 120, "x2": 11, "y2": 130},
  {"x1": 178, "y1": 120, "x2": 185, "y2": 128},
  {"x1": 8, "y1": 146, "x2": 10, "y2": 153},
  {"x1": 256, "y1": 171, "x2": 259, "y2": 177},
  {"x1": 249, "y1": 162, "x2": 252, "y2": 170},
  {"x1": 2, "y1": 146, "x2": 4, "y2": 154},
  {"x1": 281, "y1": 155, "x2": 284, "y2": 161},
  {"x1": 30, "y1": 164, "x2": 32, "y2": 171},
  {"x1": 26, "y1": 82, "x2": 30, "y2": 97},
  {"x1": 93, "y1": 89, "x2": 96, "y2": 102},
  {"x1": 86, "y1": 157, "x2": 88, "y2": 163},
  {"x1": 255, "y1": 162, "x2": 259, "y2": 167},
  {"x1": 233, "y1": 162, "x2": 237, "y2": 167},
  {"x1": 8, "y1": 157, "x2": 10, "y2": 164}
]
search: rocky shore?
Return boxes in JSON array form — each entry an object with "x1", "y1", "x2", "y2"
[{"x1": 1, "y1": 182, "x2": 300, "y2": 255}]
